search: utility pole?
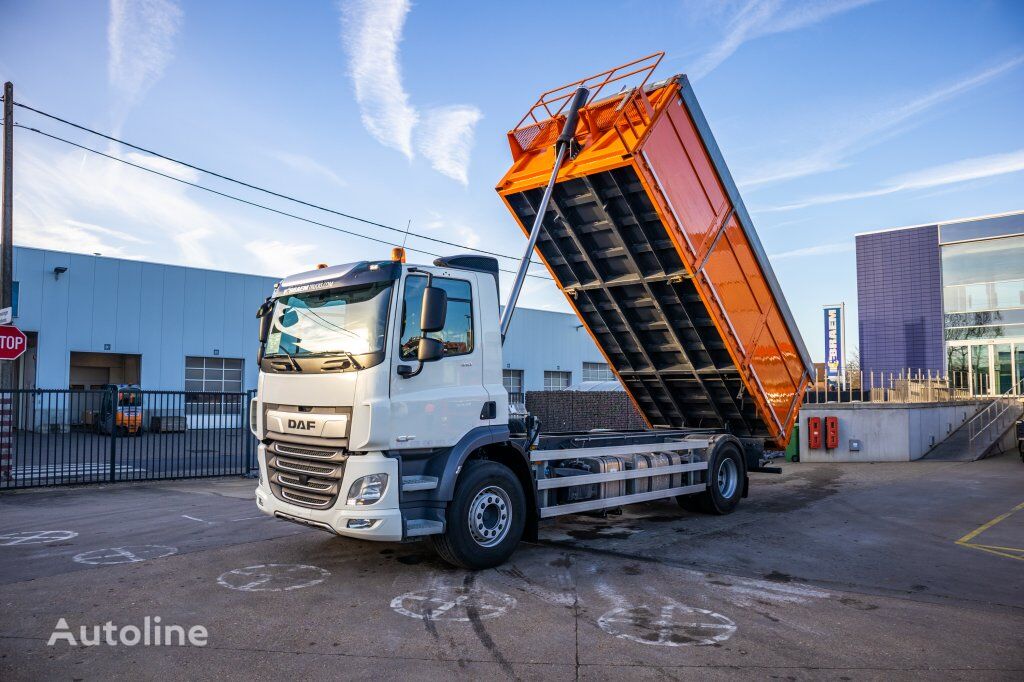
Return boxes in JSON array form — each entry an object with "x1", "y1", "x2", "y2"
[
  {"x1": 0, "y1": 81, "x2": 12, "y2": 482},
  {"x1": 1, "y1": 82, "x2": 13, "y2": 391}
]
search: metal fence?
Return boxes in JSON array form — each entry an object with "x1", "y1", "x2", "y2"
[
  {"x1": 0, "y1": 388, "x2": 258, "y2": 489},
  {"x1": 805, "y1": 369, "x2": 980, "y2": 404}
]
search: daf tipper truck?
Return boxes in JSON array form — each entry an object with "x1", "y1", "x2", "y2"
[{"x1": 250, "y1": 54, "x2": 814, "y2": 569}]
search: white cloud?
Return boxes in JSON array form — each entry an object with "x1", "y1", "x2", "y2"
[
  {"x1": 339, "y1": 0, "x2": 418, "y2": 159},
  {"x1": 760, "y1": 148, "x2": 1024, "y2": 212},
  {"x1": 14, "y1": 138, "x2": 233, "y2": 267},
  {"x1": 269, "y1": 151, "x2": 347, "y2": 188},
  {"x1": 422, "y1": 210, "x2": 482, "y2": 249},
  {"x1": 108, "y1": 0, "x2": 182, "y2": 113},
  {"x1": 245, "y1": 241, "x2": 319, "y2": 277},
  {"x1": 769, "y1": 241, "x2": 853, "y2": 260},
  {"x1": 738, "y1": 55, "x2": 1024, "y2": 188},
  {"x1": 338, "y1": 1, "x2": 483, "y2": 183},
  {"x1": 416, "y1": 105, "x2": 483, "y2": 186},
  {"x1": 690, "y1": 0, "x2": 877, "y2": 79}
]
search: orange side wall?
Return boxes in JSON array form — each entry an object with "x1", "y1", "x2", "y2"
[
  {"x1": 634, "y1": 95, "x2": 808, "y2": 443},
  {"x1": 498, "y1": 78, "x2": 809, "y2": 447}
]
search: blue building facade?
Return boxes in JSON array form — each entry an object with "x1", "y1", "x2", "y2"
[
  {"x1": 11, "y1": 247, "x2": 609, "y2": 394},
  {"x1": 856, "y1": 211, "x2": 1024, "y2": 395},
  {"x1": 855, "y1": 224, "x2": 944, "y2": 374}
]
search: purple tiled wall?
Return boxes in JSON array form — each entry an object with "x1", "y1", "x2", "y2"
[{"x1": 856, "y1": 225, "x2": 944, "y2": 374}]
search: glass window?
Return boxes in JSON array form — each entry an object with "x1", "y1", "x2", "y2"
[
  {"x1": 544, "y1": 370, "x2": 571, "y2": 390},
  {"x1": 939, "y1": 214, "x2": 1024, "y2": 244},
  {"x1": 503, "y1": 369, "x2": 523, "y2": 394},
  {"x1": 971, "y1": 346, "x2": 989, "y2": 395},
  {"x1": 582, "y1": 362, "x2": 614, "y2": 382},
  {"x1": 994, "y1": 344, "x2": 1013, "y2": 394},
  {"x1": 941, "y1": 235, "x2": 1024, "y2": 287},
  {"x1": 1016, "y1": 345, "x2": 1024, "y2": 394},
  {"x1": 400, "y1": 276, "x2": 474, "y2": 360},
  {"x1": 947, "y1": 345, "x2": 969, "y2": 389},
  {"x1": 185, "y1": 356, "x2": 245, "y2": 414},
  {"x1": 266, "y1": 282, "x2": 393, "y2": 358}
]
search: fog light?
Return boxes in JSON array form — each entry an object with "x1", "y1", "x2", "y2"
[
  {"x1": 347, "y1": 474, "x2": 388, "y2": 506},
  {"x1": 347, "y1": 518, "x2": 378, "y2": 530}
]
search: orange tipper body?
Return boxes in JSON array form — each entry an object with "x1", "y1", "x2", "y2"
[{"x1": 496, "y1": 54, "x2": 813, "y2": 448}]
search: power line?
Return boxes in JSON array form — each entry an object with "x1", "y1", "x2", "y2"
[
  {"x1": 12, "y1": 100, "x2": 545, "y2": 267},
  {"x1": 15, "y1": 123, "x2": 553, "y2": 280}
]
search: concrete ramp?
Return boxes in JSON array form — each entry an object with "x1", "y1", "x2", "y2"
[{"x1": 923, "y1": 396, "x2": 1024, "y2": 462}]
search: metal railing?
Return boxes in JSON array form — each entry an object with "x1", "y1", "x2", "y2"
[
  {"x1": 0, "y1": 388, "x2": 258, "y2": 490},
  {"x1": 804, "y1": 369, "x2": 986, "y2": 404},
  {"x1": 967, "y1": 378, "x2": 1024, "y2": 460}
]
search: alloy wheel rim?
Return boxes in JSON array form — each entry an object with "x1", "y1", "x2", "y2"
[
  {"x1": 468, "y1": 485, "x2": 511, "y2": 548},
  {"x1": 717, "y1": 458, "x2": 738, "y2": 498}
]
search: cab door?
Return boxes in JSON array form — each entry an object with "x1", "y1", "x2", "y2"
[{"x1": 388, "y1": 271, "x2": 487, "y2": 450}]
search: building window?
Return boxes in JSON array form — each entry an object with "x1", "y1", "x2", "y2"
[
  {"x1": 582, "y1": 361, "x2": 614, "y2": 382},
  {"x1": 544, "y1": 370, "x2": 571, "y2": 391},
  {"x1": 501, "y1": 368, "x2": 524, "y2": 395},
  {"x1": 400, "y1": 276, "x2": 474, "y2": 360},
  {"x1": 185, "y1": 356, "x2": 244, "y2": 414}
]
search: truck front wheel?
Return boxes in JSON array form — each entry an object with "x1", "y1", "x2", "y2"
[{"x1": 429, "y1": 460, "x2": 525, "y2": 570}]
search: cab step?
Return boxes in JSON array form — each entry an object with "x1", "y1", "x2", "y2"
[
  {"x1": 405, "y1": 519, "x2": 444, "y2": 537},
  {"x1": 402, "y1": 475, "x2": 439, "y2": 492}
]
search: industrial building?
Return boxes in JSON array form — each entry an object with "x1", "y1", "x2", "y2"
[
  {"x1": 856, "y1": 210, "x2": 1024, "y2": 395},
  {"x1": 10, "y1": 246, "x2": 610, "y2": 396}
]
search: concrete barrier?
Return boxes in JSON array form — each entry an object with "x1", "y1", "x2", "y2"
[{"x1": 799, "y1": 401, "x2": 989, "y2": 462}]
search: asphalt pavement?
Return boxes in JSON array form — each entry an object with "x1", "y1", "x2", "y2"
[{"x1": 0, "y1": 451, "x2": 1021, "y2": 680}]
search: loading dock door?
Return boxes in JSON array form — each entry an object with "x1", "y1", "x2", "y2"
[{"x1": 69, "y1": 352, "x2": 142, "y2": 427}]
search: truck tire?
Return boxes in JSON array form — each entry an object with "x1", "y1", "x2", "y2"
[
  {"x1": 677, "y1": 441, "x2": 744, "y2": 515},
  {"x1": 429, "y1": 460, "x2": 526, "y2": 570}
]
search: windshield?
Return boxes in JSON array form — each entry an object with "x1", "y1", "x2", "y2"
[{"x1": 265, "y1": 282, "x2": 393, "y2": 357}]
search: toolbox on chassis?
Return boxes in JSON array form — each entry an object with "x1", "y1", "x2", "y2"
[{"x1": 250, "y1": 55, "x2": 812, "y2": 569}]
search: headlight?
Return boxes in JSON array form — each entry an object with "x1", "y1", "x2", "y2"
[{"x1": 347, "y1": 474, "x2": 388, "y2": 506}]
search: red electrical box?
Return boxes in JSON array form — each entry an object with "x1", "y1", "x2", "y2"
[
  {"x1": 825, "y1": 416, "x2": 839, "y2": 450},
  {"x1": 807, "y1": 417, "x2": 822, "y2": 449}
]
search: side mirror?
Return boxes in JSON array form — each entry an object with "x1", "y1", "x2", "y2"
[
  {"x1": 256, "y1": 298, "x2": 274, "y2": 344},
  {"x1": 417, "y1": 336, "x2": 444, "y2": 363},
  {"x1": 420, "y1": 286, "x2": 447, "y2": 333},
  {"x1": 397, "y1": 337, "x2": 445, "y2": 379}
]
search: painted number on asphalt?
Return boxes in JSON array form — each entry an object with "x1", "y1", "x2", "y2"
[
  {"x1": 217, "y1": 564, "x2": 330, "y2": 592},
  {"x1": 391, "y1": 584, "x2": 516, "y2": 622},
  {"x1": 73, "y1": 545, "x2": 178, "y2": 565},
  {"x1": 0, "y1": 530, "x2": 78, "y2": 546},
  {"x1": 598, "y1": 603, "x2": 736, "y2": 647}
]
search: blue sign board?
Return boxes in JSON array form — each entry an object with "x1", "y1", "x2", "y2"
[{"x1": 824, "y1": 304, "x2": 844, "y2": 384}]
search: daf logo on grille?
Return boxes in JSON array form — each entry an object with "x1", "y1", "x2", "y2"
[{"x1": 287, "y1": 419, "x2": 317, "y2": 431}]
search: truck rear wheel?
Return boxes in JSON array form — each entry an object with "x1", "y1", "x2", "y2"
[
  {"x1": 677, "y1": 442, "x2": 744, "y2": 515},
  {"x1": 429, "y1": 460, "x2": 525, "y2": 570}
]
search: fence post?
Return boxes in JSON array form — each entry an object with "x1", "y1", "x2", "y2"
[
  {"x1": 108, "y1": 385, "x2": 117, "y2": 483},
  {"x1": 244, "y1": 390, "x2": 254, "y2": 475}
]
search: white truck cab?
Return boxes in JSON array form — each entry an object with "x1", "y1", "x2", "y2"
[{"x1": 252, "y1": 253, "x2": 532, "y2": 567}]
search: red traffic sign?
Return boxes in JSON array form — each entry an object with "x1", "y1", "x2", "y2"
[{"x1": 0, "y1": 325, "x2": 27, "y2": 360}]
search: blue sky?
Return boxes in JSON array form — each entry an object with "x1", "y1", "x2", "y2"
[{"x1": 1, "y1": 0, "x2": 1022, "y2": 360}]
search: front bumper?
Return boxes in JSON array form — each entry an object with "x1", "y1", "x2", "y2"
[{"x1": 255, "y1": 444, "x2": 403, "y2": 542}]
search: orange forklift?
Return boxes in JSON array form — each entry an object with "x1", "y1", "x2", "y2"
[{"x1": 96, "y1": 384, "x2": 144, "y2": 436}]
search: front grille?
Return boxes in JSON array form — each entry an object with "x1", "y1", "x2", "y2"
[
  {"x1": 273, "y1": 456, "x2": 338, "y2": 476},
  {"x1": 266, "y1": 438, "x2": 346, "y2": 509},
  {"x1": 273, "y1": 442, "x2": 346, "y2": 461},
  {"x1": 280, "y1": 488, "x2": 334, "y2": 508}
]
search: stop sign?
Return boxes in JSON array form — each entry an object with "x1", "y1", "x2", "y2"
[{"x1": 0, "y1": 325, "x2": 27, "y2": 360}]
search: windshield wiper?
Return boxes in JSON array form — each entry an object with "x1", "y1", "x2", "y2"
[
  {"x1": 274, "y1": 346, "x2": 303, "y2": 372},
  {"x1": 305, "y1": 350, "x2": 363, "y2": 369}
]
